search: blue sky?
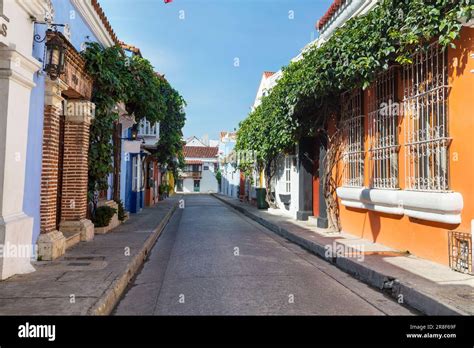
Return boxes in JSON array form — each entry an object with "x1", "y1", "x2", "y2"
[{"x1": 100, "y1": 0, "x2": 333, "y2": 140}]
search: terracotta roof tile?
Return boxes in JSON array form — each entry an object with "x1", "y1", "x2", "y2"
[
  {"x1": 316, "y1": 0, "x2": 346, "y2": 31},
  {"x1": 264, "y1": 71, "x2": 275, "y2": 78},
  {"x1": 92, "y1": 0, "x2": 120, "y2": 45},
  {"x1": 120, "y1": 41, "x2": 142, "y2": 56},
  {"x1": 183, "y1": 146, "x2": 219, "y2": 158}
]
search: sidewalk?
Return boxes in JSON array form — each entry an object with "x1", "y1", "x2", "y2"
[
  {"x1": 213, "y1": 194, "x2": 474, "y2": 315},
  {"x1": 0, "y1": 196, "x2": 181, "y2": 315}
]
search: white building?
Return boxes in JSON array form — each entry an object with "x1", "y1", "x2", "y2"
[
  {"x1": 317, "y1": 0, "x2": 380, "y2": 42},
  {"x1": 249, "y1": 41, "x2": 320, "y2": 219},
  {"x1": 218, "y1": 131, "x2": 239, "y2": 199},
  {"x1": 0, "y1": 0, "x2": 52, "y2": 279},
  {"x1": 177, "y1": 137, "x2": 219, "y2": 193}
]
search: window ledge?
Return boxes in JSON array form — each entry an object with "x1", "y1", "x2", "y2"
[{"x1": 336, "y1": 187, "x2": 463, "y2": 224}]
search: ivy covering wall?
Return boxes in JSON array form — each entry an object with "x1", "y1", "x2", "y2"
[
  {"x1": 236, "y1": 0, "x2": 473, "y2": 166},
  {"x1": 82, "y1": 43, "x2": 186, "y2": 203}
]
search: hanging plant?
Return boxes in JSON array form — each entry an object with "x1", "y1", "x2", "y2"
[{"x1": 81, "y1": 43, "x2": 186, "y2": 205}]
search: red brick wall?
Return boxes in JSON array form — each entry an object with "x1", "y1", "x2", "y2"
[
  {"x1": 60, "y1": 119, "x2": 91, "y2": 222},
  {"x1": 40, "y1": 105, "x2": 61, "y2": 233}
]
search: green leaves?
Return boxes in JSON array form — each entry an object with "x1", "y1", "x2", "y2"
[
  {"x1": 236, "y1": 0, "x2": 471, "y2": 170},
  {"x1": 82, "y1": 43, "x2": 186, "y2": 202},
  {"x1": 155, "y1": 83, "x2": 186, "y2": 178}
]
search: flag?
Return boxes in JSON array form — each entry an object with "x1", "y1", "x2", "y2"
[{"x1": 164, "y1": 0, "x2": 173, "y2": 3}]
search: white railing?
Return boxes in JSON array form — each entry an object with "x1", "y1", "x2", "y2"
[
  {"x1": 138, "y1": 118, "x2": 159, "y2": 137},
  {"x1": 342, "y1": 89, "x2": 365, "y2": 187},
  {"x1": 403, "y1": 42, "x2": 451, "y2": 192},
  {"x1": 368, "y1": 67, "x2": 399, "y2": 189}
]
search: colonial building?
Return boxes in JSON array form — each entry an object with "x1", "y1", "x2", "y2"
[
  {"x1": 0, "y1": 0, "x2": 122, "y2": 278},
  {"x1": 177, "y1": 137, "x2": 219, "y2": 193},
  {"x1": 31, "y1": 0, "x2": 120, "y2": 261},
  {"x1": 218, "y1": 131, "x2": 240, "y2": 199},
  {"x1": 0, "y1": 0, "x2": 50, "y2": 279},
  {"x1": 118, "y1": 42, "x2": 146, "y2": 214},
  {"x1": 139, "y1": 117, "x2": 161, "y2": 207},
  {"x1": 316, "y1": 0, "x2": 474, "y2": 268},
  {"x1": 248, "y1": 70, "x2": 314, "y2": 220}
]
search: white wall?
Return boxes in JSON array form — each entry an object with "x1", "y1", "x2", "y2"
[
  {"x1": 180, "y1": 161, "x2": 219, "y2": 193},
  {"x1": 220, "y1": 163, "x2": 239, "y2": 198},
  {"x1": 200, "y1": 161, "x2": 219, "y2": 193},
  {"x1": 269, "y1": 154, "x2": 300, "y2": 219},
  {"x1": 318, "y1": 0, "x2": 380, "y2": 41},
  {"x1": 182, "y1": 178, "x2": 194, "y2": 193},
  {"x1": 0, "y1": 0, "x2": 49, "y2": 279},
  {"x1": 186, "y1": 137, "x2": 206, "y2": 147}
]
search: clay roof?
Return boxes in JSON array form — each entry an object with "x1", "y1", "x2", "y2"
[
  {"x1": 316, "y1": 0, "x2": 345, "y2": 31},
  {"x1": 92, "y1": 0, "x2": 120, "y2": 45},
  {"x1": 120, "y1": 41, "x2": 142, "y2": 57},
  {"x1": 219, "y1": 131, "x2": 237, "y2": 141},
  {"x1": 263, "y1": 71, "x2": 275, "y2": 78},
  {"x1": 186, "y1": 160, "x2": 203, "y2": 165},
  {"x1": 183, "y1": 146, "x2": 219, "y2": 158}
]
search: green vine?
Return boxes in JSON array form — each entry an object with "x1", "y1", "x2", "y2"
[
  {"x1": 236, "y1": 0, "x2": 473, "y2": 166},
  {"x1": 154, "y1": 78, "x2": 187, "y2": 180},
  {"x1": 82, "y1": 43, "x2": 186, "y2": 204}
]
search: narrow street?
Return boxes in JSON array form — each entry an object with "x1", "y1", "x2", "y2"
[{"x1": 114, "y1": 195, "x2": 416, "y2": 315}]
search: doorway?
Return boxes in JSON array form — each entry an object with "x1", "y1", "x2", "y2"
[
  {"x1": 193, "y1": 180, "x2": 200, "y2": 192},
  {"x1": 177, "y1": 179, "x2": 183, "y2": 192}
]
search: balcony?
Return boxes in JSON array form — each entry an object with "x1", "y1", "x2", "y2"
[
  {"x1": 181, "y1": 171, "x2": 202, "y2": 179},
  {"x1": 138, "y1": 119, "x2": 159, "y2": 138}
]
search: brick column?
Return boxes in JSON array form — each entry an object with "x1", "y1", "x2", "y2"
[
  {"x1": 37, "y1": 78, "x2": 68, "y2": 261},
  {"x1": 59, "y1": 100, "x2": 95, "y2": 242}
]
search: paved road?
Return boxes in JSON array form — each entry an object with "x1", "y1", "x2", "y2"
[{"x1": 114, "y1": 195, "x2": 416, "y2": 315}]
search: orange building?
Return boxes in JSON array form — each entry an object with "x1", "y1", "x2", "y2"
[{"x1": 313, "y1": 1, "x2": 474, "y2": 270}]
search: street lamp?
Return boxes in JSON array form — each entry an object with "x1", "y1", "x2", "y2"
[
  {"x1": 44, "y1": 30, "x2": 66, "y2": 80},
  {"x1": 130, "y1": 124, "x2": 139, "y2": 140}
]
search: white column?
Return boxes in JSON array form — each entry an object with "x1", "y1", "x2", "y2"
[{"x1": 0, "y1": 47, "x2": 41, "y2": 279}]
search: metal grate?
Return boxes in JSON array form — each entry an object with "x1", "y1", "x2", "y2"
[
  {"x1": 448, "y1": 231, "x2": 472, "y2": 275},
  {"x1": 368, "y1": 67, "x2": 400, "y2": 189},
  {"x1": 341, "y1": 89, "x2": 364, "y2": 187},
  {"x1": 403, "y1": 42, "x2": 451, "y2": 192}
]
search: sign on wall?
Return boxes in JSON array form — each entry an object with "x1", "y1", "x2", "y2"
[
  {"x1": 123, "y1": 140, "x2": 141, "y2": 154},
  {"x1": 0, "y1": 0, "x2": 9, "y2": 44}
]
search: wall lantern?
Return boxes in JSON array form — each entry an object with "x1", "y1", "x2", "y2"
[
  {"x1": 44, "y1": 30, "x2": 67, "y2": 80},
  {"x1": 130, "y1": 125, "x2": 139, "y2": 140},
  {"x1": 119, "y1": 124, "x2": 140, "y2": 141}
]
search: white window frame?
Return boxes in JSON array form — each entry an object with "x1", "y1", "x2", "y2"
[
  {"x1": 284, "y1": 156, "x2": 291, "y2": 193},
  {"x1": 132, "y1": 155, "x2": 142, "y2": 192},
  {"x1": 132, "y1": 156, "x2": 138, "y2": 192},
  {"x1": 341, "y1": 89, "x2": 364, "y2": 187},
  {"x1": 403, "y1": 41, "x2": 451, "y2": 192},
  {"x1": 368, "y1": 67, "x2": 400, "y2": 189}
]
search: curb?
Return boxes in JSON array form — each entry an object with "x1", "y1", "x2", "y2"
[
  {"x1": 88, "y1": 199, "x2": 180, "y2": 315},
  {"x1": 212, "y1": 193, "x2": 467, "y2": 316}
]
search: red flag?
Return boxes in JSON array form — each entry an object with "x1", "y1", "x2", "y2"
[{"x1": 164, "y1": 0, "x2": 173, "y2": 3}]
